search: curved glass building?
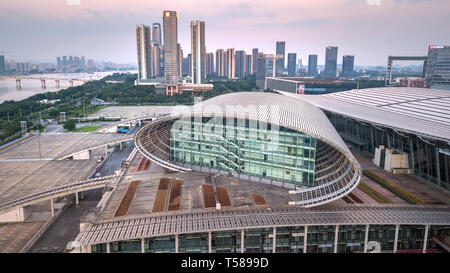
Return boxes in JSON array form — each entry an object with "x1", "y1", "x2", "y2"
[{"x1": 135, "y1": 92, "x2": 361, "y2": 207}]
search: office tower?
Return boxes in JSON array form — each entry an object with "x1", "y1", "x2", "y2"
[
  {"x1": 252, "y1": 48, "x2": 258, "y2": 74},
  {"x1": 235, "y1": 50, "x2": 246, "y2": 78},
  {"x1": 324, "y1": 46, "x2": 338, "y2": 77},
  {"x1": 87, "y1": 59, "x2": 94, "y2": 71},
  {"x1": 206, "y1": 52, "x2": 214, "y2": 76},
  {"x1": 245, "y1": 55, "x2": 252, "y2": 76},
  {"x1": 163, "y1": 10, "x2": 179, "y2": 94},
  {"x1": 182, "y1": 57, "x2": 189, "y2": 76},
  {"x1": 0, "y1": 55, "x2": 5, "y2": 73},
  {"x1": 225, "y1": 48, "x2": 235, "y2": 79},
  {"x1": 256, "y1": 53, "x2": 283, "y2": 89},
  {"x1": 177, "y1": 43, "x2": 183, "y2": 77},
  {"x1": 159, "y1": 45, "x2": 164, "y2": 75},
  {"x1": 216, "y1": 49, "x2": 225, "y2": 77},
  {"x1": 187, "y1": 54, "x2": 192, "y2": 77},
  {"x1": 287, "y1": 53, "x2": 297, "y2": 76},
  {"x1": 136, "y1": 24, "x2": 152, "y2": 81},
  {"x1": 276, "y1": 41, "x2": 286, "y2": 76},
  {"x1": 152, "y1": 23, "x2": 162, "y2": 45},
  {"x1": 308, "y1": 54, "x2": 318, "y2": 76},
  {"x1": 62, "y1": 56, "x2": 67, "y2": 70},
  {"x1": 190, "y1": 20, "x2": 206, "y2": 84},
  {"x1": 152, "y1": 44, "x2": 160, "y2": 76},
  {"x1": 426, "y1": 45, "x2": 450, "y2": 89},
  {"x1": 341, "y1": 55, "x2": 355, "y2": 77}
]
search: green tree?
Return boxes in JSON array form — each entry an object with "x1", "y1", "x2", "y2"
[{"x1": 63, "y1": 119, "x2": 76, "y2": 131}]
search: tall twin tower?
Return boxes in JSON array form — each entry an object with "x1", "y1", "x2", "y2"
[{"x1": 136, "y1": 11, "x2": 206, "y2": 93}]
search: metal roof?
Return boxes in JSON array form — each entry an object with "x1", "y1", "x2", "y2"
[
  {"x1": 278, "y1": 87, "x2": 450, "y2": 142},
  {"x1": 74, "y1": 205, "x2": 450, "y2": 246},
  {"x1": 135, "y1": 92, "x2": 361, "y2": 208}
]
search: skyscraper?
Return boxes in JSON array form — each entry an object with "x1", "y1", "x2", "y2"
[
  {"x1": 190, "y1": 20, "x2": 206, "y2": 84},
  {"x1": 341, "y1": 55, "x2": 355, "y2": 77},
  {"x1": 426, "y1": 45, "x2": 450, "y2": 89},
  {"x1": 225, "y1": 48, "x2": 235, "y2": 79},
  {"x1": 206, "y1": 52, "x2": 214, "y2": 76},
  {"x1": 276, "y1": 41, "x2": 286, "y2": 76},
  {"x1": 152, "y1": 23, "x2": 162, "y2": 45},
  {"x1": 152, "y1": 44, "x2": 160, "y2": 76},
  {"x1": 163, "y1": 10, "x2": 179, "y2": 95},
  {"x1": 252, "y1": 48, "x2": 258, "y2": 74},
  {"x1": 187, "y1": 53, "x2": 192, "y2": 77},
  {"x1": 287, "y1": 53, "x2": 297, "y2": 76},
  {"x1": 136, "y1": 24, "x2": 152, "y2": 81},
  {"x1": 177, "y1": 44, "x2": 183, "y2": 77},
  {"x1": 324, "y1": 46, "x2": 338, "y2": 77},
  {"x1": 0, "y1": 55, "x2": 5, "y2": 73},
  {"x1": 308, "y1": 54, "x2": 318, "y2": 76},
  {"x1": 235, "y1": 50, "x2": 246, "y2": 78},
  {"x1": 216, "y1": 49, "x2": 225, "y2": 77},
  {"x1": 245, "y1": 55, "x2": 252, "y2": 76}
]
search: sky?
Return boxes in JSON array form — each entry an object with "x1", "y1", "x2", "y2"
[{"x1": 0, "y1": 0, "x2": 449, "y2": 66}]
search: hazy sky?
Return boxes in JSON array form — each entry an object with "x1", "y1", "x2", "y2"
[{"x1": 0, "y1": 0, "x2": 449, "y2": 66}]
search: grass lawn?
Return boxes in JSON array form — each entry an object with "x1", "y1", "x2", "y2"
[{"x1": 73, "y1": 125, "x2": 102, "y2": 132}]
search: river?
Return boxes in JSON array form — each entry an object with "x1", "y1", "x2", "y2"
[{"x1": 0, "y1": 71, "x2": 132, "y2": 103}]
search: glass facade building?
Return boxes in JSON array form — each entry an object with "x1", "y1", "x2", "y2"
[{"x1": 169, "y1": 117, "x2": 317, "y2": 187}]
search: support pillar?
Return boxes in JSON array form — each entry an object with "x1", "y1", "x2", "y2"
[
  {"x1": 393, "y1": 225, "x2": 399, "y2": 253},
  {"x1": 139, "y1": 119, "x2": 142, "y2": 126},
  {"x1": 50, "y1": 198, "x2": 54, "y2": 216},
  {"x1": 69, "y1": 80, "x2": 74, "y2": 87},
  {"x1": 175, "y1": 234, "x2": 179, "y2": 253},
  {"x1": 409, "y1": 138, "x2": 415, "y2": 173},
  {"x1": 40, "y1": 79, "x2": 46, "y2": 89},
  {"x1": 75, "y1": 192, "x2": 79, "y2": 206},
  {"x1": 334, "y1": 225, "x2": 339, "y2": 253},
  {"x1": 241, "y1": 229, "x2": 245, "y2": 253},
  {"x1": 55, "y1": 80, "x2": 60, "y2": 88},
  {"x1": 106, "y1": 242, "x2": 110, "y2": 253},
  {"x1": 141, "y1": 238, "x2": 145, "y2": 253},
  {"x1": 364, "y1": 225, "x2": 369, "y2": 253},
  {"x1": 208, "y1": 232, "x2": 212, "y2": 253},
  {"x1": 423, "y1": 225, "x2": 429, "y2": 253},
  {"x1": 120, "y1": 141, "x2": 123, "y2": 150},
  {"x1": 435, "y1": 148, "x2": 441, "y2": 187},
  {"x1": 272, "y1": 227, "x2": 277, "y2": 253},
  {"x1": 105, "y1": 145, "x2": 108, "y2": 155},
  {"x1": 303, "y1": 226, "x2": 308, "y2": 253}
]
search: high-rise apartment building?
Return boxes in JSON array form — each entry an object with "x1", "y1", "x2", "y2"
[
  {"x1": 152, "y1": 23, "x2": 162, "y2": 45},
  {"x1": 308, "y1": 54, "x2": 318, "y2": 76},
  {"x1": 235, "y1": 50, "x2": 246, "y2": 78},
  {"x1": 252, "y1": 48, "x2": 258, "y2": 74},
  {"x1": 341, "y1": 55, "x2": 355, "y2": 77},
  {"x1": 216, "y1": 49, "x2": 225, "y2": 77},
  {"x1": 225, "y1": 48, "x2": 235, "y2": 79},
  {"x1": 190, "y1": 20, "x2": 206, "y2": 84},
  {"x1": 276, "y1": 41, "x2": 286, "y2": 76},
  {"x1": 425, "y1": 45, "x2": 450, "y2": 90},
  {"x1": 324, "y1": 46, "x2": 338, "y2": 77},
  {"x1": 0, "y1": 55, "x2": 5, "y2": 73},
  {"x1": 287, "y1": 53, "x2": 297, "y2": 76},
  {"x1": 163, "y1": 10, "x2": 179, "y2": 95},
  {"x1": 256, "y1": 53, "x2": 283, "y2": 89},
  {"x1": 206, "y1": 52, "x2": 214, "y2": 76},
  {"x1": 245, "y1": 55, "x2": 252, "y2": 76},
  {"x1": 136, "y1": 24, "x2": 152, "y2": 81}
]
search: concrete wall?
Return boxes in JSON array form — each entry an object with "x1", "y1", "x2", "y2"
[
  {"x1": 73, "y1": 150, "x2": 91, "y2": 160},
  {"x1": 0, "y1": 207, "x2": 32, "y2": 223}
]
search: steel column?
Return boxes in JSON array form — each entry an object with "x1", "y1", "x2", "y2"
[
  {"x1": 334, "y1": 225, "x2": 339, "y2": 253},
  {"x1": 393, "y1": 225, "x2": 399, "y2": 253},
  {"x1": 303, "y1": 226, "x2": 308, "y2": 253},
  {"x1": 364, "y1": 225, "x2": 369, "y2": 253},
  {"x1": 423, "y1": 225, "x2": 429, "y2": 253}
]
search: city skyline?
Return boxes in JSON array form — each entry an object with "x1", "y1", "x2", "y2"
[{"x1": 1, "y1": 0, "x2": 449, "y2": 65}]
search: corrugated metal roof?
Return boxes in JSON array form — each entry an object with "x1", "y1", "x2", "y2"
[{"x1": 278, "y1": 87, "x2": 450, "y2": 142}]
